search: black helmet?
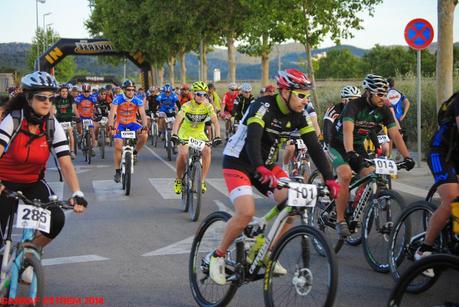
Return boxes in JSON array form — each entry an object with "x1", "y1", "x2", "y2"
[
  {"x1": 122, "y1": 79, "x2": 135, "y2": 89},
  {"x1": 362, "y1": 74, "x2": 389, "y2": 96},
  {"x1": 21, "y1": 71, "x2": 59, "y2": 92}
]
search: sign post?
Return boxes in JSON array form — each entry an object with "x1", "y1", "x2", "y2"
[{"x1": 404, "y1": 18, "x2": 434, "y2": 167}]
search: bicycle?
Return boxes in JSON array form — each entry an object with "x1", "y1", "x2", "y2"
[
  {"x1": 164, "y1": 116, "x2": 176, "y2": 161},
  {"x1": 309, "y1": 158, "x2": 408, "y2": 267},
  {"x1": 287, "y1": 139, "x2": 313, "y2": 182},
  {"x1": 0, "y1": 190, "x2": 73, "y2": 307},
  {"x1": 179, "y1": 137, "x2": 210, "y2": 222},
  {"x1": 119, "y1": 129, "x2": 137, "y2": 196},
  {"x1": 189, "y1": 179, "x2": 338, "y2": 307},
  {"x1": 387, "y1": 184, "x2": 459, "y2": 292},
  {"x1": 97, "y1": 116, "x2": 108, "y2": 159},
  {"x1": 387, "y1": 254, "x2": 459, "y2": 307},
  {"x1": 150, "y1": 113, "x2": 159, "y2": 147},
  {"x1": 80, "y1": 118, "x2": 94, "y2": 164}
]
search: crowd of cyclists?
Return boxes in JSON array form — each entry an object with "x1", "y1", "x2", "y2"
[{"x1": 0, "y1": 67, "x2": 457, "y2": 303}]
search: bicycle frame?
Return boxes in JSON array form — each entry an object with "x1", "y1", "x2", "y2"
[{"x1": 121, "y1": 131, "x2": 136, "y2": 176}]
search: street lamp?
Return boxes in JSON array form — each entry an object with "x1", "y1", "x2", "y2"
[
  {"x1": 35, "y1": 0, "x2": 46, "y2": 70},
  {"x1": 42, "y1": 12, "x2": 52, "y2": 53}
]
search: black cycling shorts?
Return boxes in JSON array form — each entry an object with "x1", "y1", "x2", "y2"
[{"x1": 427, "y1": 150, "x2": 459, "y2": 185}]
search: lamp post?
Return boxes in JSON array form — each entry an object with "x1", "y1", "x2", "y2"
[
  {"x1": 42, "y1": 12, "x2": 52, "y2": 54},
  {"x1": 35, "y1": 0, "x2": 46, "y2": 70}
]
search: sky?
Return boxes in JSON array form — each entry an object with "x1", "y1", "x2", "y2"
[{"x1": 0, "y1": 0, "x2": 458, "y2": 49}]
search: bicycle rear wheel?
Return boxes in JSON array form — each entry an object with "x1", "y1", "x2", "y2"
[
  {"x1": 362, "y1": 190, "x2": 406, "y2": 273},
  {"x1": 388, "y1": 254, "x2": 459, "y2": 307},
  {"x1": 264, "y1": 225, "x2": 338, "y2": 307},
  {"x1": 8, "y1": 254, "x2": 44, "y2": 307},
  {"x1": 189, "y1": 211, "x2": 238, "y2": 307},
  {"x1": 125, "y1": 152, "x2": 132, "y2": 196},
  {"x1": 151, "y1": 123, "x2": 158, "y2": 147},
  {"x1": 189, "y1": 161, "x2": 202, "y2": 222}
]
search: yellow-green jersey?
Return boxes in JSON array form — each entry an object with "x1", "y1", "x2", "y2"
[{"x1": 178, "y1": 99, "x2": 216, "y2": 141}]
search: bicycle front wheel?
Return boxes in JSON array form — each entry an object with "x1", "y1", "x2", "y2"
[
  {"x1": 86, "y1": 132, "x2": 92, "y2": 164},
  {"x1": 362, "y1": 190, "x2": 406, "y2": 273},
  {"x1": 309, "y1": 200, "x2": 344, "y2": 255},
  {"x1": 152, "y1": 123, "x2": 158, "y2": 147},
  {"x1": 388, "y1": 254, "x2": 459, "y2": 307},
  {"x1": 166, "y1": 130, "x2": 172, "y2": 161},
  {"x1": 100, "y1": 129, "x2": 105, "y2": 159},
  {"x1": 264, "y1": 225, "x2": 338, "y2": 307},
  {"x1": 9, "y1": 254, "x2": 44, "y2": 307},
  {"x1": 189, "y1": 161, "x2": 202, "y2": 222},
  {"x1": 125, "y1": 152, "x2": 132, "y2": 196},
  {"x1": 189, "y1": 211, "x2": 238, "y2": 307}
]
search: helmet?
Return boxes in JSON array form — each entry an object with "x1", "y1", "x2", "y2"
[
  {"x1": 276, "y1": 69, "x2": 312, "y2": 91},
  {"x1": 192, "y1": 81, "x2": 208, "y2": 92},
  {"x1": 265, "y1": 84, "x2": 276, "y2": 93},
  {"x1": 81, "y1": 83, "x2": 92, "y2": 92},
  {"x1": 21, "y1": 71, "x2": 58, "y2": 92},
  {"x1": 362, "y1": 74, "x2": 389, "y2": 95},
  {"x1": 207, "y1": 83, "x2": 215, "y2": 90},
  {"x1": 162, "y1": 84, "x2": 173, "y2": 92},
  {"x1": 240, "y1": 83, "x2": 252, "y2": 92},
  {"x1": 228, "y1": 82, "x2": 238, "y2": 91},
  {"x1": 181, "y1": 83, "x2": 190, "y2": 90},
  {"x1": 340, "y1": 85, "x2": 361, "y2": 99},
  {"x1": 122, "y1": 79, "x2": 135, "y2": 89}
]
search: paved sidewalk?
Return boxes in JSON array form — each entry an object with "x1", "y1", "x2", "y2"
[{"x1": 392, "y1": 161, "x2": 436, "y2": 199}]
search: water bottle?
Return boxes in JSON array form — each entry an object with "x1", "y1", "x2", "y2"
[
  {"x1": 246, "y1": 234, "x2": 265, "y2": 264},
  {"x1": 452, "y1": 197, "x2": 459, "y2": 234}
]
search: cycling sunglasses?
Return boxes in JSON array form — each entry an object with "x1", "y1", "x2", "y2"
[
  {"x1": 33, "y1": 94, "x2": 54, "y2": 102},
  {"x1": 195, "y1": 92, "x2": 207, "y2": 97},
  {"x1": 125, "y1": 88, "x2": 136, "y2": 92},
  {"x1": 291, "y1": 90, "x2": 311, "y2": 100},
  {"x1": 375, "y1": 92, "x2": 387, "y2": 98}
]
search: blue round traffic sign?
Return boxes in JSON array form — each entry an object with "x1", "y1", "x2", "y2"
[{"x1": 404, "y1": 18, "x2": 434, "y2": 50}]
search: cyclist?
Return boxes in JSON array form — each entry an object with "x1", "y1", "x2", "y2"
[
  {"x1": 264, "y1": 84, "x2": 276, "y2": 96},
  {"x1": 70, "y1": 86, "x2": 79, "y2": 99},
  {"x1": 232, "y1": 83, "x2": 255, "y2": 123},
  {"x1": 220, "y1": 82, "x2": 238, "y2": 140},
  {"x1": 74, "y1": 83, "x2": 98, "y2": 156},
  {"x1": 0, "y1": 71, "x2": 88, "y2": 282},
  {"x1": 207, "y1": 69, "x2": 339, "y2": 285},
  {"x1": 108, "y1": 80, "x2": 148, "y2": 183},
  {"x1": 136, "y1": 87, "x2": 147, "y2": 104},
  {"x1": 53, "y1": 83, "x2": 77, "y2": 159},
  {"x1": 178, "y1": 83, "x2": 193, "y2": 108},
  {"x1": 416, "y1": 91, "x2": 459, "y2": 274},
  {"x1": 328, "y1": 74, "x2": 415, "y2": 238},
  {"x1": 171, "y1": 81, "x2": 222, "y2": 194},
  {"x1": 95, "y1": 88, "x2": 111, "y2": 145},
  {"x1": 156, "y1": 84, "x2": 179, "y2": 139},
  {"x1": 207, "y1": 83, "x2": 221, "y2": 114}
]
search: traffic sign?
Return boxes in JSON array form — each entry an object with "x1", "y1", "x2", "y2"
[{"x1": 404, "y1": 18, "x2": 434, "y2": 50}]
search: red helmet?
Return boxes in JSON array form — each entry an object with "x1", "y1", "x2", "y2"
[
  {"x1": 82, "y1": 83, "x2": 92, "y2": 92},
  {"x1": 276, "y1": 69, "x2": 313, "y2": 90},
  {"x1": 181, "y1": 83, "x2": 190, "y2": 90}
]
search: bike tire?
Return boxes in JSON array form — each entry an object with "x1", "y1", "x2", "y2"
[
  {"x1": 100, "y1": 129, "x2": 105, "y2": 159},
  {"x1": 8, "y1": 254, "x2": 44, "y2": 307},
  {"x1": 152, "y1": 123, "x2": 158, "y2": 147},
  {"x1": 166, "y1": 130, "x2": 172, "y2": 161},
  {"x1": 189, "y1": 161, "x2": 202, "y2": 222},
  {"x1": 125, "y1": 152, "x2": 132, "y2": 196},
  {"x1": 362, "y1": 190, "x2": 406, "y2": 273},
  {"x1": 387, "y1": 200, "x2": 441, "y2": 293},
  {"x1": 309, "y1": 200, "x2": 344, "y2": 255},
  {"x1": 189, "y1": 211, "x2": 238, "y2": 307},
  {"x1": 72, "y1": 128, "x2": 78, "y2": 156},
  {"x1": 387, "y1": 254, "x2": 459, "y2": 307},
  {"x1": 307, "y1": 169, "x2": 325, "y2": 186},
  {"x1": 264, "y1": 225, "x2": 338, "y2": 307},
  {"x1": 86, "y1": 132, "x2": 92, "y2": 164}
]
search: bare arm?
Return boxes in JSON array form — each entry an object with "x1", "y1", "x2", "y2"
[
  {"x1": 172, "y1": 112, "x2": 185, "y2": 135},
  {"x1": 108, "y1": 104, "x2": 118, "y2": 128},
  {"x1": 138, "y1": 106, "x2": 148, "y2": 127},
  {"x1": 343, "y1": 121, "x2": 355, "y2": 153},
  {"x1": 211, "y1": 114, "x2": 221, "y2": 138},
  {"x1": 58, "y1": 155, "x2": 85, "y2": 213},
  {"x1": 400, "y1": 98, "x2": 410, "y2": 121}
]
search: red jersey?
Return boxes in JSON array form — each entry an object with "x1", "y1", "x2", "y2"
[{"x1": 223, "y1": 91, "x2": 239, "y2": 112}]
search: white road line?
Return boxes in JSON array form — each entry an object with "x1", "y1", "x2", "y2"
[
  {"x1": 92, "y1": 180, "x2": 128, "y2": 201},
  {"x1": 213, "y1": 200, "x2": 234, "y2": 215},
  {"x1": 42, "y1": 255, "x2": 110, "y2": 266},
  {"x1": 148, "y1": 178, "x2": 180, "y2": 199},
  {"x1": 142, "y1": 236, "x2": 194, "y2": 256},
  {"x1": 392, "y1": 181, "x2": 440, "y2": 199},
  {"x1": 144, "y1": 146, "x2": 176, "y2": 173}
]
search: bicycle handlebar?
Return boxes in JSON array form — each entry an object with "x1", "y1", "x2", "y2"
[{"x1": 2, "y1": 189, "x2": 74, "y2": 210}]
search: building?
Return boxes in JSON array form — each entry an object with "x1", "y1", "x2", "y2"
[{"x1": 0, "y1": 73, "x2": 15, "y2": 93}]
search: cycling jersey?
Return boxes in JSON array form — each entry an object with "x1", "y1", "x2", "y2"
[
  {"x1": 222, "y1": 94, "x2": 333, "y2": 180},
  {"x1": 147, "y1": 94, "x2": 159, "y2": 116},
  {"x1": 232, "y1": 94, "x2": 255, "y2": 122},
  {"x1": 157, "y1": 92, "x2": 179, "y2": 113},
  {"x1": 331, "y1": 96, "x2": 396, "y2": 147},
  {"x1": 430, "y1": 92, "x2": 459, "y2": 157},
  {"x1": 178, "y1": 99, "x2": 215, "y2": 141},
  {"x1": 387, "y1": 88, "x2": 407, "y2": 121},
  {"x1": 112, "y1": 94, "x2": 143, "y2": 125},
  {"x1": 222, "y1": 91, "x2": 238, "y2": 113},
  {"x1": 54, "y1": 95, "x2": 74, "y2": 122},
  {"x1": 323, "y1": 102, "x2": 345, "y2": 144},
  {"x1": 74, "y1": 94, "x2": 97, "y2": 118},
  {"x1": 178, "y1": 93, "x2": 193, "y2": 107},
  {"x1": 0, "y1": 115, "x2": 69, "y2": 183},
  {"x1": 96, "y1": 100, "x2": 111, "y2": 117},
  {"x1": 209, "y1": 91, "x2": 221, "y2": 111}
]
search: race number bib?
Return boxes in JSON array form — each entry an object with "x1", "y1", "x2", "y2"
[
  {"x1": 377, "y1": 134, "x2": 390, "y2": 144},
  {"x1": 188, "y1": 137, "x2": 205, "y2": 151},
  {"x1": 100, "y1": 117, "x2": 108, "y2": 125},
  {"x1": 16, "y1": 204, "x2": 51, "y2": 234},
  {"x1": 374, "y1": 158, "x2": 397, "y2": 175},
  {"x1": 288, "y1": 182, "x2": 317, "y2": 207},
  {"x1": 165, "y1": 117, "x2": 175, "y2": 123},
  {"x1": 121, "y1": 131, "x2": 136, "y2": 139},
  {"x1": 295, "y1": 139, "x2": 306, "y2": 150},
  {"x1": 60, "y1": 122, "x2": 71, "y2": 130},
  {"x1": 82, "y1": 119, "x2": 93, "y2": 129}
]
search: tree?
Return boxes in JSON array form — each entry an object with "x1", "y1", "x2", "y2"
[
  {"x1": 436, "y1": 0, "x2": 458, "y2": 108},
  {"x1": 315, "y1": 48, "x2": 363, "y2": 79},
  {"x1": 26, "y1": 27, "x2": 76, "y2": 82}
]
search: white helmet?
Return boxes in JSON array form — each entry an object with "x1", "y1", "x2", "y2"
[
  {"x1": 340, "y1": 85, "x2": 361, "y2": 99},
  {"x1": 21, "y1": 71, "x2": 59, "y2": 92},
  {"x1": 362, "y1": 74, "x2": 389, "y2": 95},
  {"x1": 240, "y1": 83, "x2": 252, "y2": 92},
  {"x1": 228, "y1": 82, "x2": 238, "y2": 91}
]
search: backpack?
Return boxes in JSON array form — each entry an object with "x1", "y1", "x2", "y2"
[{"x1": 9, "y1": 109, "x2": 63, "y2": 181}]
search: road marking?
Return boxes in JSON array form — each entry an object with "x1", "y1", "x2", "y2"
[
  {"x1": 47, "y1": 181, "x2": 64, "y2": 200},
  {"x1": 392, "y1": 181, "x2": 440, "y2": 199},
  {"x1": 92, "y1": 180, "x2": 128, "y2": 201},
  {"x1": 144, "y1": 146, "x2": 176, "y2": 173},
  {"x1": 142, "y1": 236, "x2": 194, "y2": 256},
  {"x1": 42, "y1": 255, "x2": 110, "y2": 266},
  {"x1": 206, "y1": 178, "x2": 262, "y2": 198},
  {"x1": 214, "y1": 200, "x2": 234, "y2": 215},
  {"x1": 148, "y1": 178, "x2": 180, "y2": 199}
]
